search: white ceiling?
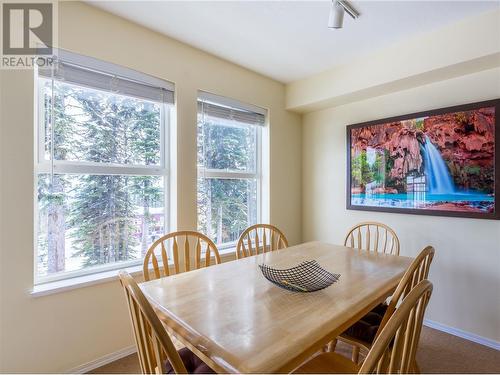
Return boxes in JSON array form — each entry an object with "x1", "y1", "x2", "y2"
[{"x1": 90, "y1": 1, "x2": 499, "y2": 83}]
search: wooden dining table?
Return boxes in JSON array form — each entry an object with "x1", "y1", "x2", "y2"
[{"x1": 139, "y1": 241, "x2": 413, "y2": 374}]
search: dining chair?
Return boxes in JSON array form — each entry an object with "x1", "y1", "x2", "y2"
[
  {"x1": 295, "y1": 280, "x2": 433, "y2": 374},
  {"x1": 344, "y1": 222, "x2": 400, "y2": 255},
  {"x1": 331, "y1": 245, "x2": 435, "y2": 364},
  {"x1": 143, "y1": 231, "x2": 221, "y2": 281},
  {"x1": 236, "y1": 224, "x2": 289, "y2": 259},
  {"x1": 119, "y1": 271, "x2": 214, "y2": 374}
]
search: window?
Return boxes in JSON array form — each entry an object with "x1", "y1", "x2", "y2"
[
  {"x1": 35, "y1": 50, "x2": 174, "y2": 283},
  {"x1": 197, "y1": 92, "x2": 266, "y2": 250}
]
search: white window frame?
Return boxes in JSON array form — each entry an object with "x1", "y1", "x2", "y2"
[
  {"x1": 197, "y1": 92, "x2": 266, "y2": 252},
  {"x1": 34, "y1": 50, "x2": 174, "y2": 285}
]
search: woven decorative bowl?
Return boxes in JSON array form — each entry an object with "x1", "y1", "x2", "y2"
[{"x1": 259, "y1": 260, "x2": 340, "y2": 292}]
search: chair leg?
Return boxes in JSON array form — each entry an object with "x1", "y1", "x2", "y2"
[
  {"x1": 328, "y1": 339, "x2": 338, "y2": 352},
  {"x1": 351, "y1": 346, "x2": 360, "y2": 364},
  {"x1": 412, "y1": 359, "x2": 421, "y2": 374}
]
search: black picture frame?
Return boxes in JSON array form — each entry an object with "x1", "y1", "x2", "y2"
[{"x1": 346, "y1": 99, "x2": 500, "y2": 220}]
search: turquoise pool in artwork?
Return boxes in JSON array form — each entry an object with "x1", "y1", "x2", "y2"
[{"x1": 351, "y1": 192, "x2": 494, "y2": 211}]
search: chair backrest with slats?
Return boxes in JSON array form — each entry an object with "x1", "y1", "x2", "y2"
[
  {"x1": 359, "y1": 280, "x2": 433, "y2": 374},
  {"x1": 143, "y1": 231, "x2": 221, "y2": 281},
  {"x1": 376, "y1": 245, "x2": 434, "y2": 338},
  {"x1": 344, "y1": 222, "x2": 400, "y2": 255},
  {"x1": 119, "y1": 271, "x2": 188, "y2": 374},
  {"x1": 236, "y1": 224, "x2": 289, "y2": 259}
]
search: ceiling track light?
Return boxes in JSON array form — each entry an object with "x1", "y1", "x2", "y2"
[{"x1": 328, "y1": 0, "x2": 360, "y2": 29}]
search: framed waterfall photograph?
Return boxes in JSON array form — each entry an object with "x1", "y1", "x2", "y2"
[{"x1": 346, "y1": 99, "x2": 500, "y2": 220}]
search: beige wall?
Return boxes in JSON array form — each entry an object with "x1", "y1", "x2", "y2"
[
  {"x1": 0, "y1": 2, "x2": 302, "y2": 372},
  {"x1": 301, "y1": 67, "x2": 500, "y2": 343}
]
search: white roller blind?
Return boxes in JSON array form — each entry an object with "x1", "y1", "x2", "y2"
[
  {"x1": 198, "y1": 91, "x2": 266, "y2": 126},
  {"x1": 39, "y1": 53, "x2": 174, "y2": 104}
]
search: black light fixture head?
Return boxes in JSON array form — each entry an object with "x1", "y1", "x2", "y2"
[{"x1": 328, "y1": 0, "x2": 360, "y2": 29}]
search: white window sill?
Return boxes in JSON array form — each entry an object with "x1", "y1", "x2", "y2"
[
  {"x1": 30, "y1": 248, "x2": 237, "y2": 298},
  {"x1": 31, "y1": 265, "x2": 144, "y2": 298},
  {"x1": 218, "y1": 244, "x2": 238, "y2": 255}
]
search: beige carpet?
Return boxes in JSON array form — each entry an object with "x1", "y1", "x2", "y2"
[{"x1": 90, "y1": 326, "x2": 500, "y2": 373}]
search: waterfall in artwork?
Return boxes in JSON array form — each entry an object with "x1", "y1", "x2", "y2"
[{"x1": 423, "y1": 136, "x2": 456, "y2": 194}]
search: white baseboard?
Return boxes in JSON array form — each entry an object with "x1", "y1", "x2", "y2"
[
  {"x1": 66, "y1": 345, "x2": 137, "y2": 374},
  {"x1": 65, "y1": 320, "x2": 498, "y2": 373},
  {"x1": 424, "y1": 319, "x2": 500, "y2": 351}
]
